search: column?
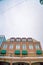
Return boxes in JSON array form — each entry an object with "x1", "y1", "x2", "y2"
[
  {"x1": 10, "y1": 62, "x2": 12, "y2": 65},
  {"x1": 29, "y1": 63, "x2": 31, "y2": 65},
  {"x1": 10, "y1": 60, "x2": 12, "y2": 65},
  {"x1": 29, "y1": 61, "x2": 31, "y2": 65}
]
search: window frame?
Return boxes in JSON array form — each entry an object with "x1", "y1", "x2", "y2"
[
  {"x1": 35, "y1": 44, "x2": 40, "y2": 49},
  {"x1": 29, "y1": 44, "x2": 33, "y2": 50},
  {"x1": 9, "y1": 44, "x2": 13, "y2": 49},
  {"x1": 22, "y1": 38, "x2": 26, "y2": 42},
  {"x1": 16, "y1": 38, "x2": 21, "y2": 42},
  {"x1": 28, "y1": 38, "x2": 33, "y2": 42},
  {"x1": 22, "y1": 44, "x2": 26, "y2": 50},
  {"x1": 16, "y1": 44, "x2": 20, "y2": 49},
  {"x1": 10, "y1": 38, "x2": 15, "y2": 42},
  {"x1": 3, "y1": 44, "x2": 7, "y2": 49}
]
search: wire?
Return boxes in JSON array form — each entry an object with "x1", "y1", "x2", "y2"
[{"x1": 0, "y1": 0, "x2": 28, "y2": 14}]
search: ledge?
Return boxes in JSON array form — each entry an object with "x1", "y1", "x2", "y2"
[{"x1": 0, "y1": 56, "x2": 43, "y2": 59}]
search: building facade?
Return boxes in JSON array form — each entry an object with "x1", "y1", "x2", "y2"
[
  {"x1": 0, "y1": 37, "x2": 43, "y2": 65},
  {"x1": 0, "y1": 35, "x2": 6, "y2": 46}
]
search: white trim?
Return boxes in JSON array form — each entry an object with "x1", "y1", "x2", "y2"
[{"x1": 0, "y1": 56, "x2": 43, "y2": 59}]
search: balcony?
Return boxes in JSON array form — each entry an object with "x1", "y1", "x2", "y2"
[
  {"x1": 0, "y1": 50, "x2": 43, "y2": 57},
  {"x1": 14, "y1": 50, "x2": 20, "y2": 55},
  {"x1": 36, "y1": 50, "x2": 42, "y2": 55},
  {"x1": 22, "y1": 50, "x2": 28, "y2": 55}
]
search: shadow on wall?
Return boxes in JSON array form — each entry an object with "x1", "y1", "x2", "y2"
[
  {"x1": 0, "y1": 61, "x2": 10, "y2": 65},
  {"x1": 0, "y1": 62, "x2": 43, "y2": 65},
  {"x1": 32, "y1": 62, "x2": 43, "y2": 65},
  {"x1": 13, "y1": 62, "x2": 29, "y2": 65}
]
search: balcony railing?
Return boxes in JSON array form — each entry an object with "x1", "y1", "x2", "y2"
[{"x1": 0, "y1": 51, "x2": 43, "y2": 57}]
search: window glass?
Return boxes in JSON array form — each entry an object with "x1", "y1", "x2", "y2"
[
  {"x1": 3, "y1": 44, "x2": 7, "y2": 49},
  {"x1": 35, "y1": 44, "x2": 40, "y2": 49},
  {"x1": 10, "y1": 38, "x2": 15, "y2": 42},
  {"x1": 9, "y1": 44, "x2": 13, "y2": 49},
  {"x1": 28, "y1": 38, "x2": 32, "y2": 42},
  {"x1": 29, "y1": 44, "x2": 33, "y2": 50},
  {"x1": 22, "y1": 44, "x2": 26, "y2": 50},
  {"x1": 22, "y1": 38, "x2": 26, "y2": 42},
  {"x1": 16, "y1": 44, "x2": 20, "y2": 49},
  {"x1": 16, "y1": 38, "x2": 21, "y2": 42}
]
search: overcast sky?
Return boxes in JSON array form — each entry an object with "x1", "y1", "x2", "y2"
[{"x1": 0, "y1": 0, "x2": 43, "y2": 49}]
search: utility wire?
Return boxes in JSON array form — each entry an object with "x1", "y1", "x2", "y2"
[{"x1": 0, "y1": 0, "x2": 28, "y2": 14}]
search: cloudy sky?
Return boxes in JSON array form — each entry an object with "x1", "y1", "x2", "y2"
[{"x1": 0, "y1": 0, "x2": 43, "y2": 49}]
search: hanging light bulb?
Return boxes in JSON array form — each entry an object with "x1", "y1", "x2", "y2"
[{"x1": 40, "y1": 0, "x2": 43, "y2": 5}]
